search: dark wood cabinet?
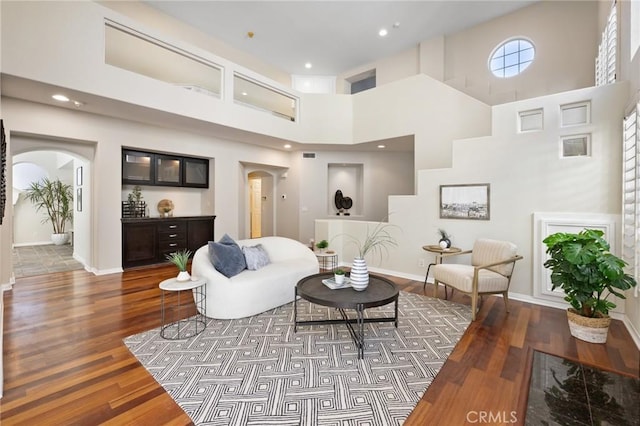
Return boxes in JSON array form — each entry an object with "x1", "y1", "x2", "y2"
[
  {"x1": 122, "y1": 221, "x2": 157, "y2": 268},
  {"x1": 122, "y1": 216, "x2": 215, "y2": 269},
  {"x1": 122, "y1": 148, "x2": 209, "y2": 188}
]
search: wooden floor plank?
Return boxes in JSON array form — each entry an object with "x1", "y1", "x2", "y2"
[{"x1": 1, "y1": 266, "x2": 638, "y2": 425}]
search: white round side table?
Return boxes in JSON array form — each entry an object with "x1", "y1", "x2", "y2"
[
  {"x1": 159, "y1": 276, "x2": 207, "y2": 340},
  {"x1": 315, "y1": 251, "x2": 338, "y2": 271}
]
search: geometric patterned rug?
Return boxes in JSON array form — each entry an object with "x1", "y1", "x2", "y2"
[{"x1": 124, "y1": 291, "x2": 471, "y2": 425}]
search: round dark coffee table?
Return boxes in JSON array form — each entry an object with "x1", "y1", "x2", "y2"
[{"x1": 294, "y1": 272, "x2": 399, "y2": 359}]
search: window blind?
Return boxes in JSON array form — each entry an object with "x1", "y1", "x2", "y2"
[
  {"x1": 623, "y1": 104, "x2": 639, "y2": 297},
  {"x1": 596, "y1": 2, "x2": 617, "y2": 86}
]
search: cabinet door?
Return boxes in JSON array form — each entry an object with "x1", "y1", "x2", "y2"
[
  {"x1": 155, "y1": 154, "x2": 182, "y2": 186},
  {"x1": 183, "y1": 157, "x2": 209, "y2": 188},
  {"x1": 122, "y1": 222, "x2": 157, "y2": 268},
  {"x1": 187, "y1": 219, "x2": 215, "y2": 252},
  {"x1": 122, "y1": 150, "x2": 154, "y2": 185}
]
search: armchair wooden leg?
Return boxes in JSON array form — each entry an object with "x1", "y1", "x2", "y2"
[
  {"x1": 471, "y1": 293, "x2": 478, "y2": 321},
  {"x1": 502, "y1": 291, "x2": 510, "y2": 313},
  {"x1": 433, "y1": 280, "x2": 439, "y2": 299}
]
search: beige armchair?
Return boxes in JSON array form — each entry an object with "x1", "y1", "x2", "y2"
[{"x1": 432, "y1": 239, "x2": 523, "y2": 321}]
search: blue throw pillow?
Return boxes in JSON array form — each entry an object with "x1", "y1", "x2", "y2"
[
  {"x1": 243, "y1": 244, "x2": 271, "y2": 270},
  {"x1": 208, "y1": 234, "x2": 246, "y2": 278}
]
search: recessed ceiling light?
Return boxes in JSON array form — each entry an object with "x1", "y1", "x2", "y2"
[
  {"x1": 52, "y1": 94, "x2": 69, "y2": 102},
  {"x1": 305, "y1": 62, "x2": 312, "y2": 69},
  {"x1": 242, "y1": 91, "x2": 248, "y2": 96},
  {"x1": 377, "y1": 144, "x2": 386, "y2": 149},
  {"x1": 378, "y1": 28, "x2": 388, "y2": 37},
  {"x1": 284, "y1": 144, "x2": 292, "y2": 149}
]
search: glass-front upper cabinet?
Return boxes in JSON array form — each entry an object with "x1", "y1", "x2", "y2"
[
  {"x1": 122, "y1": 150, "x2": 153, "y2": 184},
  {"x1": 155, "y1": 154, "x2": 182, "y2": 186},
  {"x1": 183, "y1": 157, "x2": 209, "y2": 188},
  {"x1": 122, "y1": 149, "x2": 209, "y2": 188}
]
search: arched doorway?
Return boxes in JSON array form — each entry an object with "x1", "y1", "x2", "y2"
[{"x1": 10, "y1": 134, "x2": 95, "y2": 279}]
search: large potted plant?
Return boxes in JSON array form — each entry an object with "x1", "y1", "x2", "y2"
[
  {"x1": 24, "y1": 178, "x2": 73, "y2": 245},
  {"x1": 543, "y1": 229, "x2": 637, "y2": 343}
]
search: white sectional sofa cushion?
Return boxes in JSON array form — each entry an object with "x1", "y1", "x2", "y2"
[{"x1": 191, "y1": 236, "x2": 319, "y2": 319}]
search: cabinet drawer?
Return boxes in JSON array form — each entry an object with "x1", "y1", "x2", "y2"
[
  {"x1": 158, "y1": 230, "x2": 186, "y2": 242},
  {"x1": 158, "y1": 239, "x2": 187, "y2": 252},
  {"x1": 157, "y1": 221, "x2": 186, "y2": 234}
]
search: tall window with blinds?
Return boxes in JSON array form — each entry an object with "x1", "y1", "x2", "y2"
[
  {"x1": 595, "y1": 2, "x2": 617, "y2": 86},
  {"x1": 623, "y1": 105, "x2": 639, "y2": 297}
]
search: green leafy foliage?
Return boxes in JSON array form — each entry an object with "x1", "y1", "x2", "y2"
[
  {"x1": 543, "y1": 229, "x2": 637, "y2": 317},
  {"x1": 24, "y1": 178, "x2": 73, "y2": 234},
  {"x1": 165, "y1": 249, "x2": 192, "y2": 272},
  {"x1": 315, "y1": 240, "x2": 328, "y2": 250},
  {"x1": 344, "y1": 220, "x2": 398, "y2": 262}
]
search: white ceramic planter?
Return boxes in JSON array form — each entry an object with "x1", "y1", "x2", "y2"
[
  {"x1": 176, "y1": 271, "x2": 191, "y2": 282},
  {"x1": 51, "y1": 233, "x2": 69, "y2": 246}
]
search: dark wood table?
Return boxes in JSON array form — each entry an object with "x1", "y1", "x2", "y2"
[{"x1": 294, "y1": 272, "x2": 399, "y2": 359}]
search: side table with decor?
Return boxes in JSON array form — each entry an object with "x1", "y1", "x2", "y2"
[
  {"x1": 422, "y1": 245, "x2": 462, "y2": 294},
  {"x1": 159, "y1": 277, "x2": 207, "y2": 340}
]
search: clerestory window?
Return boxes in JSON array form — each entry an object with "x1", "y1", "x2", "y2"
[{"x1": 489, "y1": 38, "x2": 535, "y2": 78}]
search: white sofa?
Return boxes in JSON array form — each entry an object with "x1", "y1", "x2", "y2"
[{"x1": 191, "y1": 236, "x2": 319, "y2": 319}]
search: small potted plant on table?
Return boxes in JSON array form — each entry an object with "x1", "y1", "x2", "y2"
[
  {"x1": 334, "y1": 268, "x2": 346, "y2": 285},
  {"x1": 316, "y1": 239, "x2": 329, "y2": 253},
  {"x1": 166, "y1": 249, "x2": 193, "y2": 281},
  {"x1": 543, "y1": 229, "x2": 637, "y2": 343}
]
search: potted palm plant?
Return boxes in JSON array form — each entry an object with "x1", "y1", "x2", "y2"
[
  {"x1": 543, "y1": 229, "x2": 637, "y2": 343},
  {"x1": 166, "y1": 249, "x2": 193, "y2": 281},
  {"x1": 24, "y1": 178, "x2": 73, "y2": 245}
]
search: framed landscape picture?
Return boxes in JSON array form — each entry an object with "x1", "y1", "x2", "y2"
[{"x1": 440, "y1": 183, "x2": 490, "y2": 220}]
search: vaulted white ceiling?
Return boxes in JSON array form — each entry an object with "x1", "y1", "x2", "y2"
[{"x1": 145, "y1": 1, "x2": 537, "y2": 76}]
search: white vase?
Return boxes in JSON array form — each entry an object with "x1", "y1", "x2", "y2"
[
  {"x1": 51, "y1": 233, "x2": 69, "y2": 246},
  {"x1": 350, "y1": 257, "x2": 369, "y2": 291},
  {"x1": 176, "y1": 271, "x2": 191, "y2": 282}
]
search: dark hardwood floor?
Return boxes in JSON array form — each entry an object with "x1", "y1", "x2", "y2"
[{"x1": 1, "y1": 266, "x2": 638, "y2": 425}]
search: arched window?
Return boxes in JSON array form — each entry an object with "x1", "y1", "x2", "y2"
[{"x1": 489, "y1": 38, "x2": 535, "y2": 78}]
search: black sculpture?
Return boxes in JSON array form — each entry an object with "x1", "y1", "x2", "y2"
[{"x1": 334, "y1": 189, "x2": 353, "y2": 216}]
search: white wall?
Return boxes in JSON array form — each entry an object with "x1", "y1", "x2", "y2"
[
  {"x1": 295, "y1": 149, "x2": 414, "y2": 247},
  {"x1": 1, "y1": 97, "x2": 294, "y2": 273},
  {"x1": 389, "y1": 82, "x2": 626, "y2": 296},
  {"x1": 0, "y1": 1, "x2": 353, "y2": 146},
  {"x1": 352, "y1": 75, "x2": 492, "y2": 171},
  {"x1": 339, "y1": 1, "x2": 599, "y2": 106}
]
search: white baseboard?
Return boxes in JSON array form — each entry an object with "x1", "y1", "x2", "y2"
[
  {"x1": 623, "y1": 316, "x2": 640, "y2": 350},
  {"x1": 12, "y1": 241, "x2": 53, "y2": 247},
  {"x1": 92, "y1": 267, "x2": 123, "y2": 276}
]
